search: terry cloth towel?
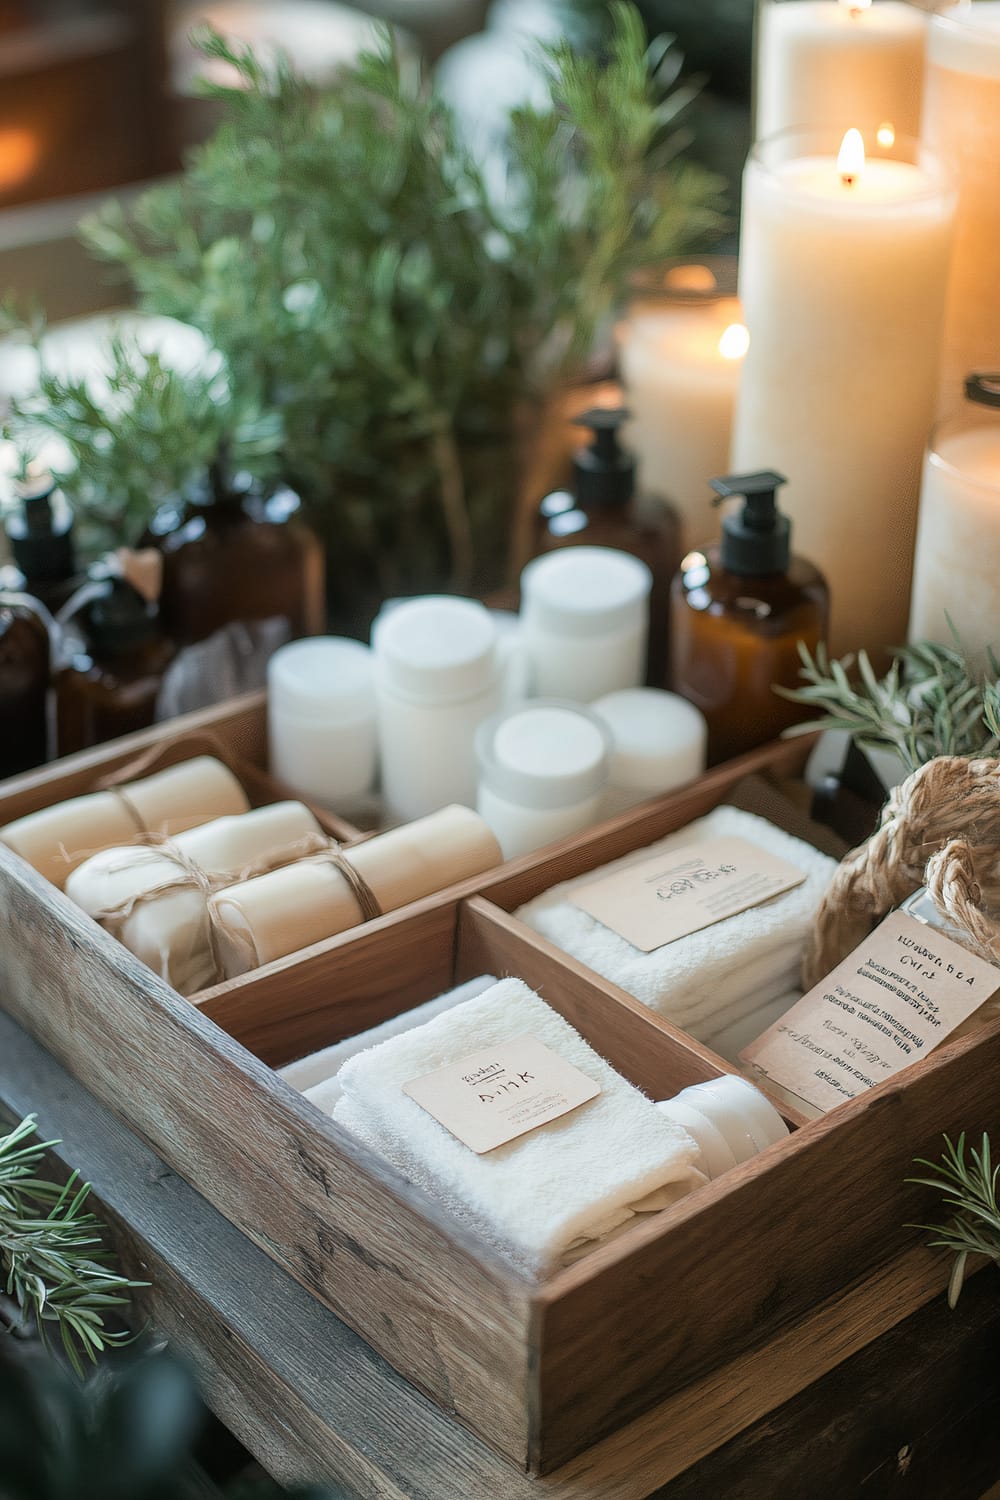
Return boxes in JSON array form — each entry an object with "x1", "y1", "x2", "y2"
[
  {"x1": 515, "y1": 805, "x2": 837, "y2": 1050},
  {"x1": 279, "y1": 974, "x2": 499, "y2": 1108},
  {"x1": 332, "y1": 977, "x2": 702, "y2": 1275}
]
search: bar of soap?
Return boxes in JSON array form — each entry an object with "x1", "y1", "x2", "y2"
[
  {"x1": 66, "y1": 800, "x2": 321, "y2": 996},
  {"x1": 1, "y1": 757, "x2": 249, "y2": 889},
  {"x1": 211, "y1": 804, "x2": 502, "y2": 977}
]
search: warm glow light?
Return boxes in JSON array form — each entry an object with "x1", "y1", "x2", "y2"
[
  {"x1": 877, "y1": 121, "x2": 896, "y2": 148},
  {"x1": 718, "y1": 323, "x2": 750, "y2": 360},
  {"x1": 839, "y1": 0, "x2": 872, "y2": 13},
  {"x1": 0, "y1": 129, "x2": 39, "y2": 192},
  {"x1": 838, "y1": 128, "x2": 865, "y2": 187},
  {"x1": 665, "y1": 264, "x2": 718, "y2": 294}
]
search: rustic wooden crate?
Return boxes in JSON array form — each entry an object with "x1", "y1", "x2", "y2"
[{"x1": 0, "y1": 691, "x2": 991, "y2": 1476}]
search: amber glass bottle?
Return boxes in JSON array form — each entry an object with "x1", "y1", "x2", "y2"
[
  {"x1": 144, "y1": 460, "x2": 326, "y2": 647},
  {"x1": 0, "y1": 592, "x2": 50, "y2": 778},
  {"x1": 670, "y1": 471, "x2": 828, "y2": 763},
  {"x1": 56, "y1": 578, "x2": 177, "y2": 756},
  {"x1": 532, "y1": 408, "x2": 681, "y2": 687}
]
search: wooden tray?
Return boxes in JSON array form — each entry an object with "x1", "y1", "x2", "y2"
[{"x1": 0, "y1": 691, "x2": 988, "y2": 1476}]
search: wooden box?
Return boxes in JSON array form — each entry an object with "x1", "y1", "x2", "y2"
[{"x1": 0, "y1": 691, "x2": 994, "y2": 1477}]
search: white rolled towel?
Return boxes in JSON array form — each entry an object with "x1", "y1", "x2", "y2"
[
  {"x1": 66, "y1": 801, "x2": 323, "y2": 995},
  {"x1": 279, "y1": 974, "x2": 499, "y2": 1108},
  {"x1": 332, "y1": 977, "x2": 703, "y2": 1274},
  {"x1": 515, "y1": 805, "x2": 836, "y2": 1049}
]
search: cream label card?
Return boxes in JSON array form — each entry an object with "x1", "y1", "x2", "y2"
[
  {"x1": 570, "y1": 836, "x2": 807, "y2": 952},
  {"x1": 741, "y1": 911, "x2": 1000, "y2": 1113},
  {"x1": 403, "y1": 1035, "x2": 600, "y2": 1154}
]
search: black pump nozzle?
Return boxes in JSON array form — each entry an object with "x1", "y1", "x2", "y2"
[
  {"x1": 6, "y1": 474, "x2": 76, "y2": 584},
  {"x1": 570, "y1": 407, "x2": 635, "y2": 509},
  {"x1": 709, "y1": 470, "x2": 790, "y2": 576}
]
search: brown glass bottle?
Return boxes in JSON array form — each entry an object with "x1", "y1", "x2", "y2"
[
  {"x1": 56, "y1": 578, "x2": 177, "y2": 756},
  {"x1": 532, "y1": 409, "x2": 680, "y2": 687},
  {"x1": 670, "y1": 471, "x2": 828, "y2": 764},
  {"x1": 143, "y1": 462, "x2": 326, "y2": 647},
  {"x1": 0, "y1": 593, "x2": 50, "y2": 778}
]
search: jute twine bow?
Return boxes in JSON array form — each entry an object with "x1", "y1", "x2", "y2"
[
  {"x1": 803, "y1": 755, "x2": 1000, "y2": 988},
  {"x1": 92, "y1": 829, "x2": 383, "y2": 990}
]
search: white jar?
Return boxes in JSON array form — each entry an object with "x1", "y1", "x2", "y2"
[
  {"x1": 475, "y1": 700, "x2": 612, "y2": 859},
  {"x1": 519, "y1": 546, "x2": 652, "y2": 702},
  {"x1": 373, "y1": 596, "x2": 504, "y2": 822},
  {"x1": 593, "y1": 688, "x2": 707, "y2": 817},
  {"x1": 657, "y1": 1074, "x2": 788, "y2": 1180},
  {"x1": 268, "y1": 637, "x2": 376, "y2": 808}
]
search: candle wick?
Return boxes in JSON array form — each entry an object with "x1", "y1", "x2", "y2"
[{"x1": 841, "y1": 173, "x2": 856, "y2": 187}]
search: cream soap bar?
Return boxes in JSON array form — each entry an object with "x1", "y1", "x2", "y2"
[
  {"x1": 66, "y1": 800, "x2": 322, "y2": 995},
  {"x1": 210, "y1": 804, "x2": 502, "y2": 977},
  {"x1": 2, "y1": 756, "x2": 250, "y2": 889}
]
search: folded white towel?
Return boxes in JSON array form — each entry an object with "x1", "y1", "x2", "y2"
[
  {"x1": 279, "y1": 975, "x2": 498, "y2": 1106},
  {"x1": 515, "y1": 806, "x2": 836, "y2": 1050},
  {"x1": 332, "y1": 977, "x2": 702, "y2": 1274}
]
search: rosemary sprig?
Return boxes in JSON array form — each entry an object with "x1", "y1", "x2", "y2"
[
  {"x1": 779, "y1": 637, "x2": 1000, "y2": 775},
  {"x1": 0, "y1": 1114, "x2": 146, "y2": 1375},
  {"x1": 908, "y1": 1132, "x2": 1000, "y2": 1308}
]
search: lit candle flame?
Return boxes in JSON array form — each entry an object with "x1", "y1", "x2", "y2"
[
  {"x1": 876, "y1": 121, "x2": 895, "y2": 148},
  {"x1": 718, "y1": 323, "x2": 749, "y2": 360},
  {"x1": 664, "y1": 264, "x2": 718, "y2": 294},
  {"x1": 838, "y1": 128, "x2": 865, "y2": 187}
]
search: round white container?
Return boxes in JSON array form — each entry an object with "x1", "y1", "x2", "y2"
[
  {"x1": 475, "y1": 700, "x2": 612, "y2": 859},
  {"x1": 267, "y1": 637, "x2": 376, "y2": 808},
  {"x1": 519, "y1": 546, "x2": 653, "y2": 702},
  {"x1": 658, "y1": 1074, "x2": 788, "y2": 1180},
  {"x1": 373, "y1": 596, "x2": 504, "y2": 822},
  {"x1": 593, "y1": 688, "x2": 707, "y2": 817}
]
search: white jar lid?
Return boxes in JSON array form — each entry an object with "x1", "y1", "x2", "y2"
[
  {"x1": 476, "y1": 700, "x2": 612, "y2": 810},
  {"x1": 593, "y1": 688, "x2": 707, "y2": 790},
  {"x1": 372, "y1": 596, "x2": 499, "y2": 704},
  {"x1": 268, "y1": 636, "x2": 374, "y2": 723},
  {"x1": 520, "y1": 546, "x2": 653, "y2": 639}
]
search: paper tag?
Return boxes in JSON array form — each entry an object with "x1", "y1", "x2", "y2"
[
  {"x1": 570, "y1": 835, "x2": 808, "y2": 953},
  {"x1": 740, "y1": 911, "x2": 1000, "y2": 1113},
  {"x1": 402, "y1": 1035, "x2": 600, "y2": 1154}
]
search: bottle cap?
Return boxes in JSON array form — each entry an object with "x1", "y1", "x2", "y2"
[
  {"x1": 570, "y1": 408, "x2": 635, "y2": 509},
  {"x1": 268, "y1": 637, "x2": 374, "y2": 725},
  {"x1": 6, "y1": 475, "x2": 76, "y2": 584},
  {"x1": 965, "y1": 373, "x2": 1000, "y2": 409},
  {"x1": 372, "y1": 596, "x2": 499, "y2": 705},
  {"x1": 476, "y1": 700, "x2": 612, "y2": 810},
  {"x1": 520, "y1": 546, "x2": 652, "y2": 639},
  {"x1": 710, "y1": 470, "x2": 790, "y2": 576},
  {"x1": 80, "y1": 577, "x2": 160, "y2": 655}
]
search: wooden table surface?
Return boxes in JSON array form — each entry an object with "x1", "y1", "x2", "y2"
[{"x1": 3, "y1": 1006, "x2": 1000, "y2": 1500}]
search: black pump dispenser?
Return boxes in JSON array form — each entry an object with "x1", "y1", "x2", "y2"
[
  {"x1": 81, "y1": 578, "x2": 158, "y2": 656},
  {"x1": 6, "y1": 475, "x2": 76, "y2": 583},
  {"x1": 571, "y1": 408, "x2": 635, "y2": 509},
  {"x1": 710, "y1": 470, "x2": 790, "y2": 576}
]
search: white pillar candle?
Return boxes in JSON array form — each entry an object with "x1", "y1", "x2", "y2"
[
  {"x1": 731, "y1": 128, "x2": 955, "y2": 660},
  {"x1": 618, "y1": 266, "x2": 749, "y2": 550},
  {"x1": 592, "y1": 688, "x2": 707, "y2": 817},
  {"x1": 268, "y1": 636, "x2": 376, "y2": 809},
  {"x1": 909, "y1": 376, "x2": 1000, "y2": 670},
  {"x1": 923, "y1": 4, "x2": 1000, "y2": 420},
  {"x1": 755, "y1": 0, "x2": 928, "y2": 142}
]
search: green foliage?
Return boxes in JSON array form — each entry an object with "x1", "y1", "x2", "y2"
[
  {"x1": 3, "y1": 333, "x2": 284, "y2": 552},
  {"x1": 77, "y1": 7, "x2": 725, "y2": 591},
  {"x1": 0, "y1": 1115, "x2": 145, "y2": 1377},
  {"x1": 779, "y1": 636, "x2": 1000, "y2": 775},
  {"x1": 908, "y1": 1132, "x2": 1000, "y2": 1309}
]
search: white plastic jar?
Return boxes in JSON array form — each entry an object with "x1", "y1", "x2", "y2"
[
  {"x1": 593, "y1": 687, "x2": 707, "y2": 817},
  {"x1": 475, "y1": 700, "x2": 612, "y2": 859},
  {"x1": 519, "y1": 546, "x2": 653, "y2": 702},
  {"x1": 373, "y1": 596, "x2": 505, "y2": 822},
  {"x1": 267, "y1": 636, "x2": 376, "y2": 808}
]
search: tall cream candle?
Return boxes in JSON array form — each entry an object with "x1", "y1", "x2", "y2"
[
  {"x1": 755, "y1": 0, "x2": 927, "y2": 141},
  {"x1": 909, "y1": 376, "x2": 1000, "y2": 670},
  {"x1": 731, "y1": 128, "x2": 955, "y2": 659},
  {"x1": 923, "y1": 4, "x2": 1000, "y2": 419},
  {"x1": 619, "y1": 275, "x2": 748, "y2": 550}
]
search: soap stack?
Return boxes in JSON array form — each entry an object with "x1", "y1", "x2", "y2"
[{"x1": 1, "y1": 753, "x2": 502, "y2": 994}]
